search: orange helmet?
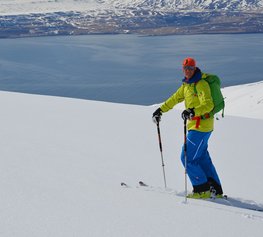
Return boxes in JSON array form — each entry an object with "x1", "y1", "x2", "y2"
[{"x1": 182, "y1": 57, "x2": 196, "y2": 67}]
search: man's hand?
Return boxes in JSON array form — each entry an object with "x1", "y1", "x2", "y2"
[
  {"x1": 181, "y1": 108, "x2": 195, "y2": 120},
  {"x1": 152, "y1": 108, "x2": 162, "y2": 124}
]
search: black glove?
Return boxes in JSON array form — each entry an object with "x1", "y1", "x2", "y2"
[
  {"x1": 152, "y1": 108, "x2": 162, "y2": 124},
  {"x1": 181, "y1": 108, "x2": 195, "y2": 120}
]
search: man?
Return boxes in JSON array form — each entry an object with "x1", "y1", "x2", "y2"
[{"x1": 152, "y1": 57, "x2": 223, "y2": 199}]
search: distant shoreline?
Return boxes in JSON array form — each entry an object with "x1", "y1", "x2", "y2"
[{"x1": 1, "y1": 31, "x2": 263, "y2": 40}]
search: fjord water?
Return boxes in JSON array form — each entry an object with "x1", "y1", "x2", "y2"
[{"x1": 0, "y1": 34, "x2": 262, "y2": 105}]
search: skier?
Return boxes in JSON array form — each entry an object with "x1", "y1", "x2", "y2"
[{"x1": 152, "y1": 57, "x2": 223, "y2": 199}]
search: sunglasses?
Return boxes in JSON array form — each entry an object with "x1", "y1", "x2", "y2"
[{"x1": 183, "y1": 66, "x2": 195, "y2": 71}]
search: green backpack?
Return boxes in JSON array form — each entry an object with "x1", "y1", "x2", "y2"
[{"x1": 194, "y1": 73, "x2": 225, "y2": 119}]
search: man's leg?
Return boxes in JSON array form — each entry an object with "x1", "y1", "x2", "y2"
[{"x1": 180, "y1": 130, "x2": 212, "y2": 193}]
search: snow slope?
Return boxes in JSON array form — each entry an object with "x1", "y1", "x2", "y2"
[
  {"x1": 0, "y1": 81, "x2": 263, "y2": 237},
  {"x1": 222, "y1": 81, "x2": 263, "y2": 119}
]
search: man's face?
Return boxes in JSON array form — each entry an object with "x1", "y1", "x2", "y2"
[{"x1": 183, "y1": 66, "x2": 196, "y2": 80}]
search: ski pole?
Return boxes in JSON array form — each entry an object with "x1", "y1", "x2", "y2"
[
  {"x1": 156, "y1": 122, "x2": 167, "y2": 188},
  {"x1": 183, "y1": 118, "x2": 188, "y2": 203}
]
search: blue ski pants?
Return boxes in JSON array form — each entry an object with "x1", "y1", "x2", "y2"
[{"x1": 180, "y1": 130, "x2": 221, "y2": 187}]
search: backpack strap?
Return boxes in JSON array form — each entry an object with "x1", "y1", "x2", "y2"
[
  {"x1": 193, "y1": 75, "x2": 205, "y2": 96},
  {"x1": 194, "y1": 82, "x2": 198, "y2": 96},
  {"x1": 193, "y1": 79, "x2": 211, "y2": 124}
]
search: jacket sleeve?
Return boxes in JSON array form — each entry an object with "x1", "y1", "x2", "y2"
[
  {"x1": 160, "y1": 84, "x2": 185, "y2": 113},
  {"x1": 194, "y1": 80, "x2": 214, "y2": 116}
]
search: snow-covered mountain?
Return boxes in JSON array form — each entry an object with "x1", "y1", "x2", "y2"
[
  {"x1": 1, "y1": 0, "x2": 263, "y2": 37},
  {"x1": 109, "y1": 0, "x2": 263, "y2": 12},
  {"x1": 0, "y1": 0, "x2": 263, "y2": 15}
]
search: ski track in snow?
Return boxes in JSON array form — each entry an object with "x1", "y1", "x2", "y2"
[{"x1": 122, "y1": 182, "x2": 263, "y2": 221}]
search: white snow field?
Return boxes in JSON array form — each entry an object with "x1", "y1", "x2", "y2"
[{"x1": 0, "y1": 81, "x2": 263, "y2": 237}]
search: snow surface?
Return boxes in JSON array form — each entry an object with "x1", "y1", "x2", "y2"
[{"x1": 0, "y1": 81, "x2": 263, "y2": 237}]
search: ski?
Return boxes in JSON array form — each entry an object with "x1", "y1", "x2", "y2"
[{"x1": 121, "y1": 181, "x2": 263, "y2": 212}]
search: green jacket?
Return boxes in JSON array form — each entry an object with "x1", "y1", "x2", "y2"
[{"x1": 160, "y1": 74, "x2": 214, "y2": 132}]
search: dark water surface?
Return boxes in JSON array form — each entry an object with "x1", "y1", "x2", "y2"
[{"x1": 0, "y1": 34, "x2": 262, "y2": 105}]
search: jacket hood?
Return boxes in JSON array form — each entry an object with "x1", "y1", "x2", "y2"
[{"x1": 182, "y1": 67, "x2": 202, "y2": 84}]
